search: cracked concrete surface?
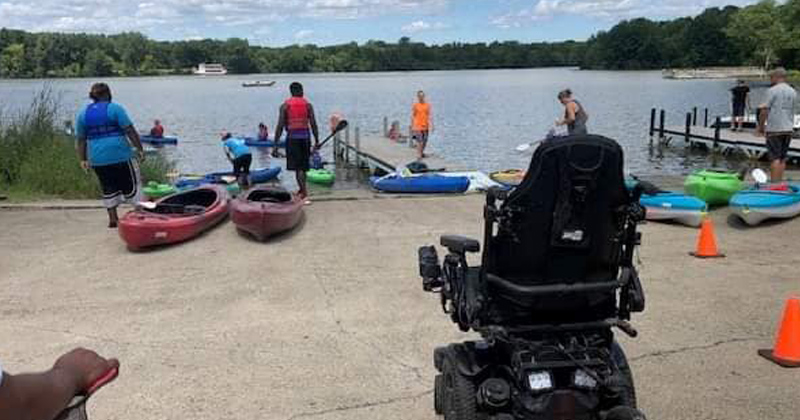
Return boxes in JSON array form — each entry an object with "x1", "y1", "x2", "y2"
[{"x1": 1, "y1": 196, "x2": 799, "y2": 419}]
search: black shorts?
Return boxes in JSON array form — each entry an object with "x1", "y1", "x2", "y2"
[
  {"x1": 286, "y1": 138, "x2": 311, "y2": 171},
  {"x1": 767, "y1": 133, "x2": 793, "y2": 161},
  {"x1": 232, "y1": 154, "x2": 252, "y2": 177},
  {"x1": 732, "y1": 103, "x2": 746, "y2": 117},
  {"x1": 93, "y1": 160, "x2": 141, "y2": 208},
  {"x1": 413, "y1": 130, "x2": 429, "y2": 144}
]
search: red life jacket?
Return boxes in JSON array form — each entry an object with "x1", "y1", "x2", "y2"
[{"x1": 285, "y1": 97, "x2": 309, "y2": 132}]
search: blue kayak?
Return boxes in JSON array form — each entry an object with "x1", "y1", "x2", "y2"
[
  {"x1": 371, "y1": 174, "x2": 470, "y2": 194},
  {"x1": 141, "y1": 135, "x2": 178, "y2": 145},
  {"x1": 244, "y1": 138, "x2": 286, "y2": 148},
  {"x1": 176, "y1": 167, "x2": 281, "y2": 189},
  {"x1": 639, "y1": 192, "x2": 707, "y2": 227},
  {"x1": 730, "y1": 185, "x2": 800, "y2": 226}
]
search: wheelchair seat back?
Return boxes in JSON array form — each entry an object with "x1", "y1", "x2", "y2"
[{"x1": 485, "y1": 134, "x2": 631, "y2": 324}]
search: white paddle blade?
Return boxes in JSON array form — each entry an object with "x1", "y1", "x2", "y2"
[
  {"x1": 220, "y1": 175, "x2": 237, "y2": 184},
  {"x1": 138, "y1": 201, "x2": 157, "y2": 210},
  {"x1": 516, "y1": 143, "x2": 531, "y2": 153},
  {"x1": 752, "y1": 168, "x2": 768, "y2": 184}
]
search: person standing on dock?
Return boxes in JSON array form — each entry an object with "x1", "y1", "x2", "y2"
[
  {"x1": 76, "y1": 82, "x2": 145, "y2": 228},
  {"x1": 757, "y1": 68, "x2": 797, "y2": 182},
  {"x1": 411, "y1": 90, "x2": 433, "y2": 159},
  {"x1": 274, "y1": 82, "x2": 320, "y2": 204},
  {"x1": 730, "y1": 80, "x2": 750, "y2": 131},
  {"x1": 556, "y1": 89, "x2": 588, "y2": 136}
]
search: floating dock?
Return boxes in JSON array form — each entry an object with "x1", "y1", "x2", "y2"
[{"x1": 650, "y1": 108, "x2": 800, "y2": 160}]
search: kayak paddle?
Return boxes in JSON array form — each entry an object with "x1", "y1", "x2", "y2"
[
  {"x1": 316, "y1": 119, "x2": 349, "y2": 149},
  {"x1": 515, "y1": 139, "x2": 544, "y2": 153}
]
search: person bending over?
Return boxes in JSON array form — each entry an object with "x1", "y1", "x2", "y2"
[
  {"x1": 274, "y1": 82, "x2": 320, "y2": 203},
  {"x1": 0, "y1": 348, "x2": 119, "y2": 420},
  {"x1": 221, "y1": 132, "x2": 253, "y2": 188}
]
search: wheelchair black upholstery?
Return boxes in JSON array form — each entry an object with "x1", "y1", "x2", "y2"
[{"x1": 435, "y1": 134, "x2": 644, "y2": 332}]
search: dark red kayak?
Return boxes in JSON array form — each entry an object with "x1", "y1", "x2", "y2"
[
  {"x1": 230, "y1": 186, "x2": 303, "y2": 241},
  {"x1": 119, "y1": 185, "x2": 229, "y2": 251}
]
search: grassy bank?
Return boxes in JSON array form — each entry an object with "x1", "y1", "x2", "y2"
[{"x1": 0, "y1": 90, "x2": 172, "y2": 201}]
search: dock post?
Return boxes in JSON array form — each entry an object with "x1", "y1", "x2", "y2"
[
  {"x1": 649, "y1": 108, "x2": 656, "y2": 137},
  {"x1": 704, "y1": 108, "x2": 709, "y2": 127},
  {"x1": 355, "y1": 127, "x2": 361, "y2": 170},
  {"x1": 383, "y1": 117, "x2": 388, "y2": 138},
  {"x1": 692, "y1": 107, "x2": 698, "y2": 126},
  {"x1": 658, "y1": 109, "x2": 665, "y2": 140},
  {"x1": 685, "y1": 113, "x2": 692, "y2": 143},
  {"x1": 713, "y1": 117, "x2": 721, "y2": 150}
]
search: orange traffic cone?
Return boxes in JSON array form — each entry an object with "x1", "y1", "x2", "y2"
[
  {"x1": 689, "y1": 217, "x2": 724, "y2": 258},
  {"x1": 759, "y1": 297, "x2": 800, "y2": 367}
]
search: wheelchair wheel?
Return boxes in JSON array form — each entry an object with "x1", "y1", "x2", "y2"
[
  {"x1": 442, "y1": 357, "x2": 478, "y2": 420},
  {"x1": 434, "y1": 374, "x2": 445, "y2": 415},
  {"x1": 611, "y1": 341, "x2": 637, "y2": 409}
]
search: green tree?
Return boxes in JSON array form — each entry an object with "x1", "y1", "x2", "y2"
[
  {"x1": 83, "y1": 48, "x2": 114, "y2": 76},
  {"x1": 0, "y1": 43, "x2": 26, "y2": 78},
  {"x1": 726, "y1": 0, "x2": 787, "y2": 68}
]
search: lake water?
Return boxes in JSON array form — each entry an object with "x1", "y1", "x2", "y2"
[{"x1": 0, "y1": 68, "x2": 766, "y2": 181}]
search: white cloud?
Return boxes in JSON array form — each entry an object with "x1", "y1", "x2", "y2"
[
  {"x1": 0, "y1": 0, "x2": 451, "y2": 35},
  {"x1": 491, "y1": 0, "x2": 760, "y2": 28},
  {"x1": 294, "y1": 29, "x2": 314, "y2": 40},
  {"x1": 401, "y1": 20, "x2": 449, "y2": 33}
]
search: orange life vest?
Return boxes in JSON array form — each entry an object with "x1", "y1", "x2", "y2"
[
  {"x1": 286, "y1": 97, "x2": 310, "y2": 131},
  {"x1": 413, "y1": 102, "x2": 430, "y2": 131}
]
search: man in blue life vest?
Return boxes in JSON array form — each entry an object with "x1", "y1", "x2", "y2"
[
  {"x1": 274, "y1": 82, "x2": 320, "y2": 204},
  {"x1": 76, "y1": 83, "x2": 145, "y2": 228}
]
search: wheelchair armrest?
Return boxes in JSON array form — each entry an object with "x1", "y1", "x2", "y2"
[{"x1": 440, "y1": 235, "x2": 480, "y2": 254}]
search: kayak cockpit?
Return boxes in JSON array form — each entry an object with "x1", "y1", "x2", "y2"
[{"x1": 248, "y1": 188, "x2": 292, "y2": 203}]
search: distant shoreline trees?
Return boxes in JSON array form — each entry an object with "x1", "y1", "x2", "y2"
[{"x1": 0, "y1": 2, "x2": 798, "y2": 79}]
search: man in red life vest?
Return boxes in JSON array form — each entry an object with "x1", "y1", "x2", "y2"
[{"x1": 274, "y1": 82, "x2": 320, "y2": 202}]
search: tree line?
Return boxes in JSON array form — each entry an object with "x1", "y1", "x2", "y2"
[{"x1": 0, "y1": 1, "x2": 798, "y2": 78}]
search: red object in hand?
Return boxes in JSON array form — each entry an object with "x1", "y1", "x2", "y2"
[{"x1": 763, "y1": 183, "x2": 790, "y2": 192}]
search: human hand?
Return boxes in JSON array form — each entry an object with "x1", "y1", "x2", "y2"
[
  {"x1": 80, "y1": 160, "x2": 90, "y2": 172},
  {"x1": 53, "y1": 348, "x2": 120, "y2": 395}
]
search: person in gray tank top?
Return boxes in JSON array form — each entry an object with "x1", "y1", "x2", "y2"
[
  {"x1": 556, "y1": 89, "x2": 589, "y2": 135},
  {"x1": 757, "y1": 67, "x2": 798, "y2": 182}
]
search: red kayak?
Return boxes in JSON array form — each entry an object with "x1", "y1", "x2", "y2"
[
  {"x1": 230, "y1": 186, "x2": 304, "y2": 241},
  {"x1": 119, "y1": 185, "x2": 229, "y2": 251}
]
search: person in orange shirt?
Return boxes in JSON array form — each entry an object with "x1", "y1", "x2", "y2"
[{"x1": 411, "y1": 90, "x2": 433, "y2": 159}]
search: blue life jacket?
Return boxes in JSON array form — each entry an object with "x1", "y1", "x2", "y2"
[{"x1": 84, "y1": 102, "x2": 124, "y2": 140}]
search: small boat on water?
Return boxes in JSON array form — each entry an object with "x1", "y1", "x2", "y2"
[
  {"x1": 118, "y1": 186, "x2": 229, "y2": 251},
  {"x1": 140, "y1": 135, "x2": 178, "y2": 145},
  {"x1": 230, "y1": 186, "x2": 304, "y2": 241},
  {"x1": 244, "y1": 138, "x2": 286, "y2": 148},
  {"x1": 194, "y1": 63, "x2": 228, "y2": 76},
  {"x1": 730, "y1": 184, "x2": 800, "y2": 226},
  {"x1": 242, "y1": 81, "x2": 276, "y2": 88},
  {"x1": 371, "y1": 174, "x2": 470, "y2": 194},
  {"x1": 684, "y1": 169, "x2": 744, "y2": 206}
]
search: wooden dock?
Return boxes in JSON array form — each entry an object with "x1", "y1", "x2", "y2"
[
  {"x1": 651, "y1": 107, "x2": 800, "y2": 160},
  {"x1": 332, "y1": 125, "x2": 469, "y2": 173}
]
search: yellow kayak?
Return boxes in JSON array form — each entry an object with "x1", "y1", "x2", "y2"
[{"x1": 490, "y1": 170, "x2": 525, "y2": 186}]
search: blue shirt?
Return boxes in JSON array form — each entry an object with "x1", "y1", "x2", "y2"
[
  {"x1": 224, "y1": 138, "x2": 251, "y2": 159},
  {"x1": 76, "y1": 102, "x2": 134, "y2": 166}
]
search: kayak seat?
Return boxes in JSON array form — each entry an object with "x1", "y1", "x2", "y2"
[
  {"x1": 420, "y1": 135, "x2": 646, "y2": 332},
  {"x1": 249, "y1": 188, "x2": 292, "y2": 203}
]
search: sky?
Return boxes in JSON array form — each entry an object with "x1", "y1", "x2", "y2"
[{"x1": 0, "y1": 0, "x2": 762, "y2": 46}]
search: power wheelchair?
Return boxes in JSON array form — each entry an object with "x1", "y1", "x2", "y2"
[{"x1": 418, "y1": 135, "x2": 647, "y2": 420}]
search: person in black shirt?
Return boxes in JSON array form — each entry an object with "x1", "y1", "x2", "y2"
[{"x1": 730, "y1": 80, "x2": 750, "y2": 131}]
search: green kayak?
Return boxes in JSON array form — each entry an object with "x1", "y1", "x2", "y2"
[
  {"x1": 307, "y1": 169, "x2": 335, "y2": 186},
  {"x1": 143, "y1": 181, "x2": 177, "y2": 199},
  {"x1": 684, "y1": 169, "x2": 744, "y2": 206}
]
